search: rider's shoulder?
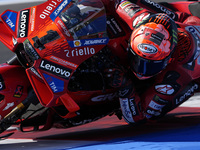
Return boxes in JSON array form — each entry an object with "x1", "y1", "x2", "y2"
[
  {"x1": 172, "y1": 27, "x2": 194, "y2": 64},
  {"x1": 183, "y1": 16, "x2": 200, "y2": 26}
]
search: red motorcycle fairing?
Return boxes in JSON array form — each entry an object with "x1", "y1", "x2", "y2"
[
  {"x1": 0, "y1": 0, "x2": 116, "y2": 119},
  {"x1": 0, "y1": 0, "x2": 198, "y2": 134},
  {"x1": 0, "y1": 63, "x2": 30, "y2": 120},
  {"x1": 0, "y1": 9, "x2": 18, "y2": 50}
]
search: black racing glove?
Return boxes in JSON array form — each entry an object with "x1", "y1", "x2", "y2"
[
  {"x1": 104, "y1": 68, "x2": 124, "y2": 88},
  {"x1": 104, "y1": 66, "x2": 127, "y2": 88},
  {"x1": 104, "y1": 66, "x2": 135, "y2": 98}
]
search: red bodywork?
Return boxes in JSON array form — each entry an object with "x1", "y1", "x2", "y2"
[
  {"x1": 0, "y1": 0, "x2": 198, "y2": 121},
  {"x1": 0, "y1": 0, "x2": 120, "y2": 120}
]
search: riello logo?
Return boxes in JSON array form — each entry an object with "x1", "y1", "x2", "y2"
[
  {"x1": 64, "y1": 47, "x2": 96, "y2": 57},
  {"x1": 18, "y1": 9, "x2": 29, "y2": 38},
  {"x1": 40, "y1": 60, "x2": 71, "y2": 79}
]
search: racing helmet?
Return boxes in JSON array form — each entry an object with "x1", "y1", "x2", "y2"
[{"x1": 128, "y1": 13, "x2": 178, "y2": 79}]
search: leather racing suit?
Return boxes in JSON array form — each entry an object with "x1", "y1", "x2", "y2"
[{"x1": 102, "y1": 0, "x2": 200, "y2": 124}]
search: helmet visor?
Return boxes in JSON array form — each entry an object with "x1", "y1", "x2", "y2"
[{"x1": 129, "y1": 50, "x2": 170, "y2": 78}]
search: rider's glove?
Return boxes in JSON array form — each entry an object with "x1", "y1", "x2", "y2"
[{"x1": 104, "y1": 67, "x2": 126, "y2": 88}]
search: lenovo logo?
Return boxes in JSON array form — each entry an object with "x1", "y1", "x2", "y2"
[
  {"x1": 18, "y1": 10, "x2": 29, "y2": 38},
  {"x1": 40, "y1": 60, "x2": 71, "y2": 79},
  {"x1": 142, "y1": 0, "x2": 176, "y2": 19},
  {"x1": 175, "y1": 83, "x2": 198, "y2": 105}
]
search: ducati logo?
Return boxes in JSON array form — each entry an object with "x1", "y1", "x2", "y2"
[{"x1": 155, "y1": 84, "x2": 175, "y2": 95}]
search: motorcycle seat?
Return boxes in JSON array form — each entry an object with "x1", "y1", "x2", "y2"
[{"x1": 189, "y1": 2, "x2": 200, "y2": 18}]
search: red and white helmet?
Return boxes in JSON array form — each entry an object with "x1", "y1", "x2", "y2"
[{"x1": 129, "y1": 13, "x2": 178, "y2": 79}]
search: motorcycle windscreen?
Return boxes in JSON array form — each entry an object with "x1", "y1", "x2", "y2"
[{"x1": 55, "y1": 0, "x2": 109, "y2": 47}]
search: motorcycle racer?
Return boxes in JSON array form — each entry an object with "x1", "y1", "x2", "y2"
[
  {"x1": 0, "y1": 0, "x2": 200, "y2": 135},
  {"x1": 104, "y1": 0, "x2": 200, "y2": 124}
]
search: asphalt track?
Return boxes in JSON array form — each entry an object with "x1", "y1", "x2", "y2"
[{"x1": 1, "y1": 0, "x2": 200, "y2": 150}]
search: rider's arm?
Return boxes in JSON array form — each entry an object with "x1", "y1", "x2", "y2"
[
  {"x1": 115, "y1": 0, "x2": 151, "y2": 30},
  {"x1": 120, "y1": 62, "x2": 199, "y2": 124},
  {"x1": 115, "y1": 0, "x2": 193, "y2": 25}
]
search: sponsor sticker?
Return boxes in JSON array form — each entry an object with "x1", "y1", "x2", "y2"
[
  {"x1": 64, "y1": 47, "x2": 96, "y2": 57},
  {"x1": 56, "y1": 17, "x2": 71, "y2": 37},
  {"x1": 146, "y1": 107, "x2": 161, "y2": 117},
  {"x1": 186, "y1": 26, "x2": 200, "y2": 53},
  {"x1": 13, "y1": 85, "x2": 23, "y2": 98},
  {"x1": 185, "y1": 26, "x2": 200, "y2": 41},
  {"x1": 67, "y1": 38, "x2": 109, "y2": 48},
  {"x1": 30, "y1": 7, "x2": 36, "y2": 32},
  {"x1": 151, "y1": 32, "x2": 165, "y2": 46},
  {"x1": 174, "y1": 83, "x2": 199, "y2": 106},
  {"x1": 18, "y1": 9, "x2": 30, "y2": 38},
  {"x1": 155, "y1": 84, "x2": 175, "y2": 95},
  {"x1": 121, "y1": 2, "x2": 141, "y2": 18},
  {"x1": 184, "y1": 26, "x2": 200, "y2": 67},
  {"x1": 2, "y1": 11, "x2": 17, "y2": 32},
  {"x1": 153, "y1": 95, "x2": 168, "y2": 105},
  {"x1": 107, "y1": 16, "x2": 125, "y2": 38},
  {"x1": 40, "y1": 59, "x2": 72, "y2": 79},
  {"x1": 3, "y1": 102, "x2": 15, "y2": 111},
  {"x1": 24, "y1": 39, "x2": 40, "y2": 60},
  {"x1": 50, "y1": 0, "x2": 72, "y2": 21},
  {"x1": 43, "y1": 73, "x2": 64, "y2": 93},
  {"x1": 30, "y1": 67, "x2": 43, "y2": 79},
  {"x1": 120, "y1": 1, "x2": 133, "y2": 8},
  {"x1": 0, "y1": 75, "x2": 5, "y2": 91},
  {"x1": 120, "y1": 98, "x2": 135, "y2": 123},
  {"x1": 140, "y1": 0, "x2": 176, "y2": 20},
  {"x1": 129, "y1": 98, "x2": 139, "y2": 116},
  {"x1": 133, "y1": 13, "x2": 150, "y2": 28},
  {"x1": 148, "y1": 100, "x2": 165, "y2": 110},
  {"x1": 138, "y1": 43, "x2": 158, "y2": 53},
  {"x1": 91, "y1": 93, "x2": 117, "y2": 102},
  {"x1": 40, "y1": 0, "x2": 62, "y2": 20},
  {"x1": 49, "y1": 56, "x2": 78, "y2": 69}
]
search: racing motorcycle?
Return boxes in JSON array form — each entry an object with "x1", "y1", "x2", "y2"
[{"x1": 0, "y1": 0, "x2": 199, "y2": 137}]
